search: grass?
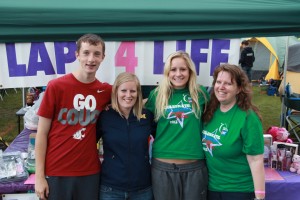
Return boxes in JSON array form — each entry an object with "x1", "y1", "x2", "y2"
[
  {"x1": 0, "y1": 88, "x2": 23, "y2": 143},
  {"x1": 0, "y1": 86, "x2": 282, "y2": 144},
  {"x1": 252, "y1": 85, "x2": 282, "y2": 132}
]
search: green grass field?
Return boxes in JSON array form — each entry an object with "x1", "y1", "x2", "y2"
[
  {"x1": 252, "y1": 85, "x2": 282, "y2": 131},
  {"x1": 0, "y1": 86, "x2": 282, "y2": 144},
  {"x1": 0, "y1": 88, "x2": 23, "y2": 143}
]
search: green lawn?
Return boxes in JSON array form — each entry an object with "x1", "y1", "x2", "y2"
[
  {"x1": 0, "y1": 86, "x2": 282, "y2": 144},
  {"x1": 0, "y1": 88, "x2": 23, "y2": 143},
  {"x1": 252, "y1": 86, "x2": 282, "y2": 132}
]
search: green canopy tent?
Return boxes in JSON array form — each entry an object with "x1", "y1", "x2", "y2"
[{"x1": 0, "y1": 0, "x2": 300, "y2": 43}]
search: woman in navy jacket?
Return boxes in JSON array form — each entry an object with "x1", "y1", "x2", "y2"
[{"x1": 96, "y1": 72, "x2": 155, "y2": 200}]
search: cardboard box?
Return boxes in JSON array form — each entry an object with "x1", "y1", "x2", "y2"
[
  {"x1": 272, "y1": 141, "x2": 298, "y2": 171},
  {"x1": 2, "y1": 193, "x2": 38, "y2": 200},
  {"x1": 273, "y1": 141, "x2": 298, "y2": 156}
]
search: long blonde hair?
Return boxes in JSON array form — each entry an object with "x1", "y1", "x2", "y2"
[
  {"x1": 111, "y1": 72, "x2": 143, "y2": 120},
  {"x1": 154, "y1": 51, "x2": 206, "y2": 121}
]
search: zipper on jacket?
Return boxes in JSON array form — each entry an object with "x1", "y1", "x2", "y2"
[{"x1": 126, "y1": 118, "x2": 132, "y2": 190}]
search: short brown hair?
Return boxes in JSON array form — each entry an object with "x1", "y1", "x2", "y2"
[
  {"x1": 76, "y1": 33, "x2": 105, "y2": 54},
  {"x1": 241, "y1": 40, "x2": 249, "y2": 46}
]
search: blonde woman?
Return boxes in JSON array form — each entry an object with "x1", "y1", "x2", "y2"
[
  {"x1": 145, "y1": 51, "x2": 209, "y2": 200},
  {"x1": 97, "y1": 72, "x2": 156, "y2": 200}
]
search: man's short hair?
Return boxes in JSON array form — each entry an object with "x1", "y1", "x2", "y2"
[
  {"x1": 76, "y1": 33, "x2": 105, "y2": 54},
  {"x1": 241, "y1": 40, "x2": 249, "y2": 46}
]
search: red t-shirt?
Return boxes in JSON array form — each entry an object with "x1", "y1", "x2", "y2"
[{"x1": 38, "y1": 73, "x2": 112, "y2": 176}]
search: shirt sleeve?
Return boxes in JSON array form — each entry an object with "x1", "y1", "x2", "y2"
[
  {"x1": 145, "y1": 89, "x2": 156, "y2": 114},
  {"x1": 241, "y1": 110, "x2": 264, "y2": 155},
  {"x1": 199, "y1": 85, "x2": 210, "y2": 105},
  {"x1": 37, "y1": 80, "x2": 56, "y2": 119}
]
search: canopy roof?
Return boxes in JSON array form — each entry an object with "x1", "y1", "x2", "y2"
[{"x1": 1, "y1": 0, "x2": 300, "y2": 43}]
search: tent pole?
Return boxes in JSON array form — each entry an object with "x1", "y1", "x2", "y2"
[
  {"x1": 22, "y1": 87, "x2": 26, "y2": 107},
  {"x1": 280, "y1": 37, "x2": 289, "y2": 127}
]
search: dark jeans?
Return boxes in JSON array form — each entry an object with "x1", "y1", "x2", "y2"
[
  {"x1": 242, "y1": 66, "x2": 252, "y2": 83},
  {"x1": 99, "y1": 185, "x2": 153, "y2": 200},
  {"x1": 151, "y1": 158, "x2": 208, "y2": 200},
  {"x1": 208, "y1": 190, "x2": 255, "y2": 200},
  {"x1": 46, "y1": 173, "x2": 99, "y2": 200}
]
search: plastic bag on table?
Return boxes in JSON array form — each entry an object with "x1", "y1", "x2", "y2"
[
  {"x1": 0, "y1": 151, "x2": 29, "y2": 183},
  {"x1": 24, "y1": 92, "x2": 44, "y2": 130}
]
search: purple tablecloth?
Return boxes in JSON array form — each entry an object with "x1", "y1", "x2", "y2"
[
  {"x1": 266, "y1": 169, "x2": 300, "y2": 200},
  {"x1": 0, "y1": 128, "x2": 35, "y2": 194},
  {"x1": 2, "y1": 130, "x2": 300, "y2": 198},
  {"x1": 5, "y1": 128, "x2": 35, "y2": 153}
]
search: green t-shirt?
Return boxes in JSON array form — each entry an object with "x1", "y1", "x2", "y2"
[
  {"x1": 202, "y1": 104, "x2": 264, "y2": 192},
  {"x1": 146, "y1": 86, "x2": 209, "y2": 159}
]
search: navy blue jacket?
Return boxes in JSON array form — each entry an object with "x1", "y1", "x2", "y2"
[
  {"x1": 239, "y1": 46, "x2": 255, "y2": 68},
  {"x1": 96, "y1": 108, "x2": 155, "y2": 191}
]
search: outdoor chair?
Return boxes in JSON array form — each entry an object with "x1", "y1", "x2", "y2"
[{"x1": 284, "y1": 96, "x2": 300, "y2": 143}]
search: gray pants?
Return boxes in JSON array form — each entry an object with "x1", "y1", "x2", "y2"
[{"x1": 151, "y1": 159, "x2": 207, "y2": 200}]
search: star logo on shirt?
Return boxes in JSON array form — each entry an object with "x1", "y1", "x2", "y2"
[
  {"x1": 166, "y1": 100, "x2": 193, "y2": 128},
  {"x1": 202, "y1": 129, "x2": 222, "y2": 156}
]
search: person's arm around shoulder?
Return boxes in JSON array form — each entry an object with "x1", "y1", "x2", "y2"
[
  {"x1": 35, "y1": 116, "x2": 52, "y2": 200},
  {"x1": 96, "y1": 111, "x2": 106, "y2": 142},
  {"x1": 144, "y1": 89, "x2": 156, "y2": 113},
  {"x1": 199, "y1": 85, "x2": 210, "y2": 104},
  {"x1": 247, "y1": 154, "x2": 265, "y2": 199},
  {"x1": 144, "y1": 108, "x2": 157, "y2": 138}
]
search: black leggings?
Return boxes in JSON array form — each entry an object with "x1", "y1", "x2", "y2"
[
  {"x1": 208, "y1": 190, "x2": 255, "y2": 200},
  {"x1": 46, "y1": 173, "x2": 99, "y2": 200}
]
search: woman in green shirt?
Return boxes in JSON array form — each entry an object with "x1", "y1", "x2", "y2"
[
  {"x1": 146, "y1": 51, "x2": 209, "y2": 200},
  {"x1": 202, "y1": 64, "x2": 265, "y2": 200}
]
